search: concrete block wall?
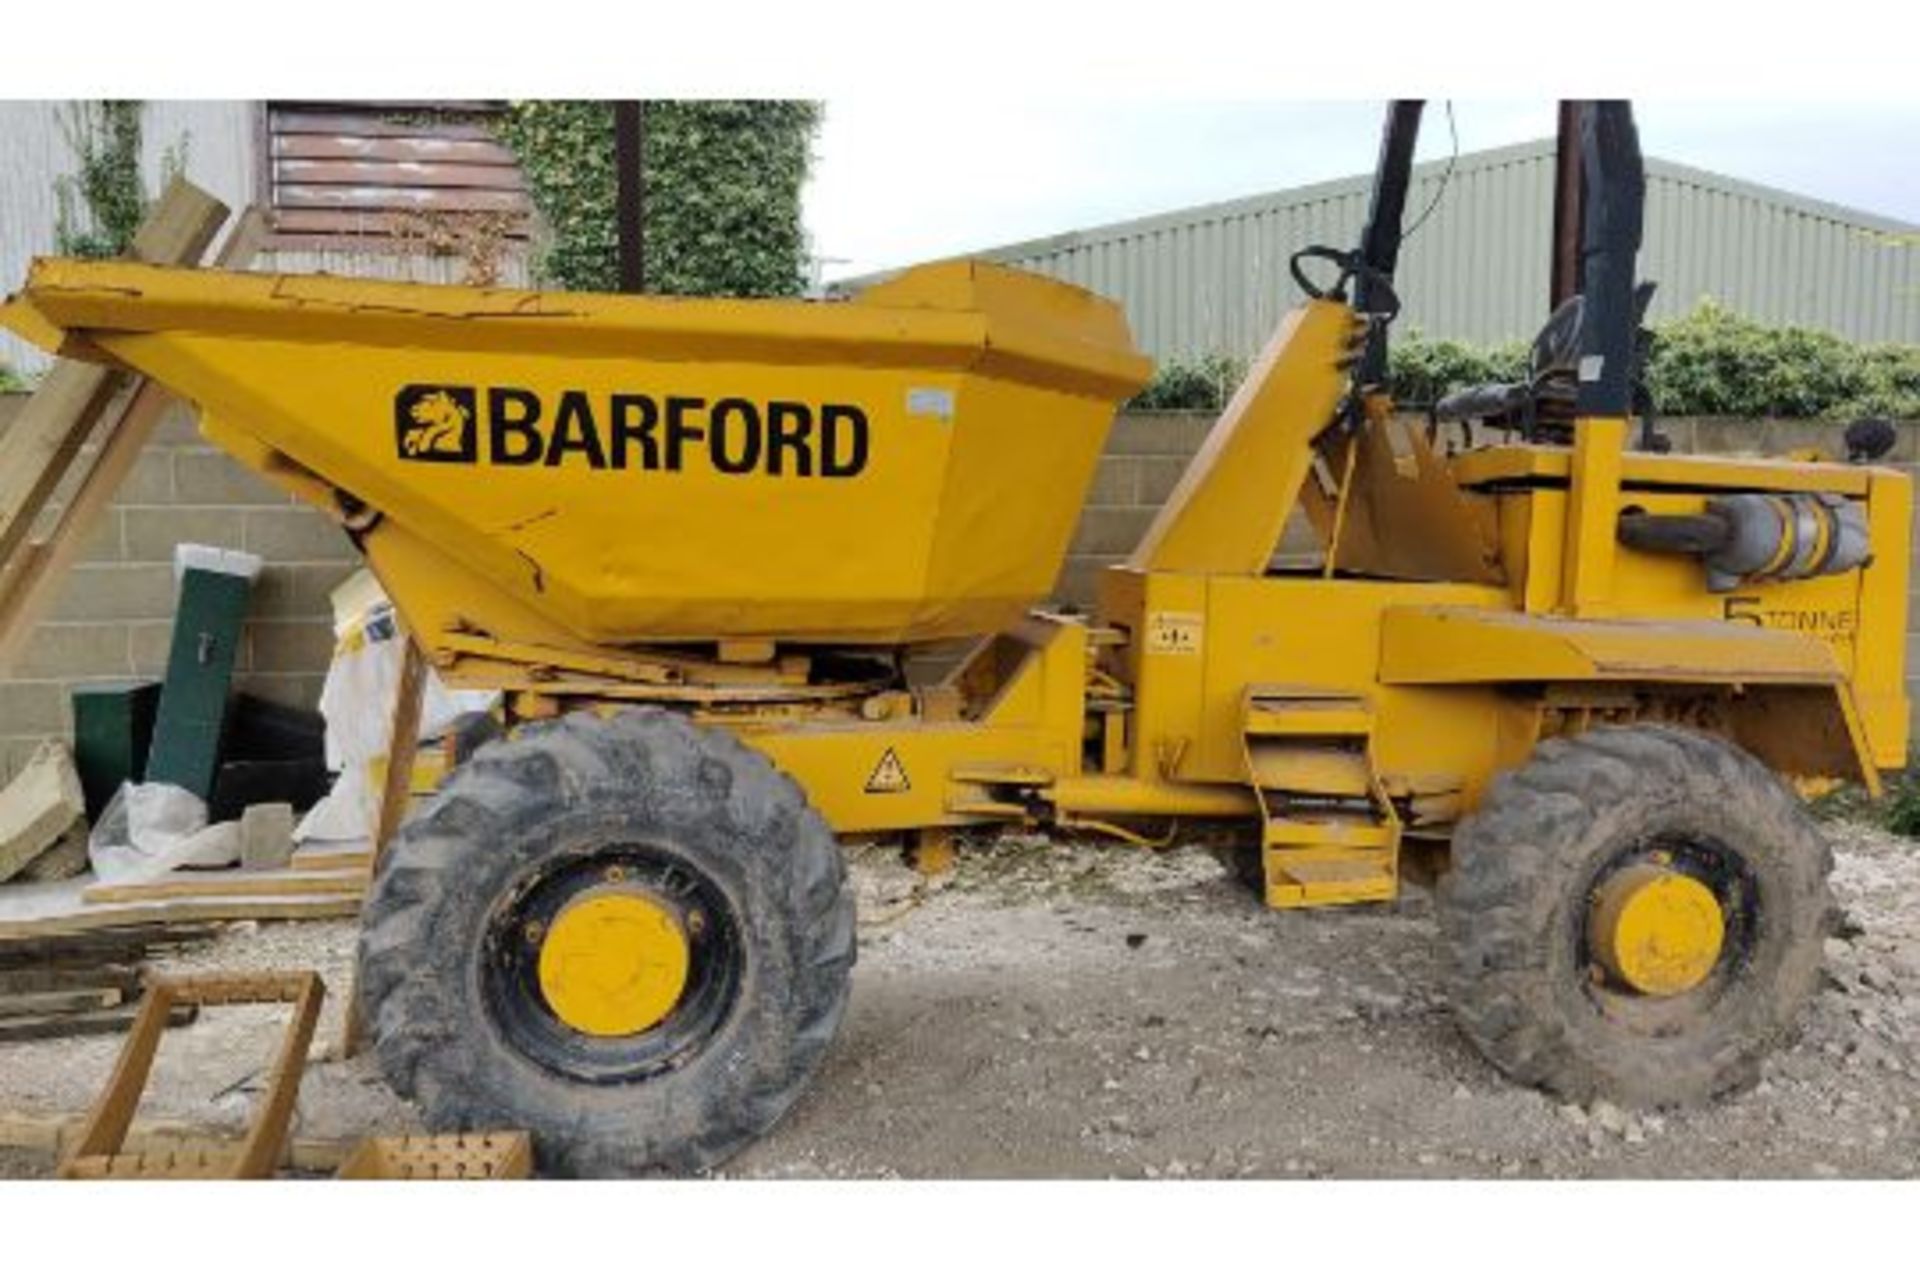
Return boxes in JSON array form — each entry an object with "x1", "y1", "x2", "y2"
[
  {"x1": 1057, "y1": 412, "x2": 1920, "y2": 750},
  {"x1": 1, "y1": 392, "x2": 1916, "y2": 787},
  {"x1": 1059, "y1": 413, "x2": 1920, "y2": 611},
  {"x1": 0, "y1": 394, "x2": 357, "y2": 782}
]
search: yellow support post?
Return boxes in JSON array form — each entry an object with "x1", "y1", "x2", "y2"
[{"x1": 1560, "y1": 415, "x2": 1628, "y2": 617}]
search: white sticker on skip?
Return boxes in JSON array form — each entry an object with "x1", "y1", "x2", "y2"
[{"x1": 906, "y1": 387, "x2": 955, "y2": 421}]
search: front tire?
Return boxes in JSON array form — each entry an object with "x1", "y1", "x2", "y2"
[
  {"x1": 357, "y1": 709, "x2": 855, "y2": 1176},
  {"x1": 1438, "y1": 724, "x2": 1830, "y2": 1107}
]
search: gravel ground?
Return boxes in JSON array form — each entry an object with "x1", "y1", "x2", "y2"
[{"x1": 2, "y1": 818, "x2": 1916, "y2": 1179}]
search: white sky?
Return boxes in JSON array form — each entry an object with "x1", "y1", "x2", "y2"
[{"x1": 804, "y1": 100, "x2": 1920, "y2": 280}]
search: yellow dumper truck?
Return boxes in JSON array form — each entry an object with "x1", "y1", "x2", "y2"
[{"x1": 3, "y1": 100, "x2": 1907, "y2": 1174}]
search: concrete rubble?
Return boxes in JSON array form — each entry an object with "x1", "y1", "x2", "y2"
[
  {"x1": 239, "y1": 803, "x2": 296, "y2": 872},
  {"x1": 0, "y1": 743, "x2": 86, "y2": 884}
]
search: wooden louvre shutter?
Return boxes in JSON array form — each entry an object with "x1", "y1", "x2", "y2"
[{"x1": 264, "y1": 101, "x2": 533, "y2": 244}]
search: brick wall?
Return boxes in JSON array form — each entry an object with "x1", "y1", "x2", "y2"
[
  {"x1": 0, "y1": 394, "x2": 357, "y2": 782},
  {"x1": 1, "y1": 392, "x2": 1915, "y2": 786}
]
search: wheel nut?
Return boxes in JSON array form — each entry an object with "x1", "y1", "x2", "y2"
[
  {"x1": 605, "y1": 865, "x2": 628, "y2": 883},
  {"x1": 687, "y1": 909, "x2": 707, "y2": 937},
  {"x1": 524, "y1": 921, "x2": 545, "y2": 944}
]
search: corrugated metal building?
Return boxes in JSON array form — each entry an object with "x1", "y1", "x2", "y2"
[
  {"x1": 1, "y1": 101, "x2": 534, "y2": 376},
  {"x1": 856, "y1": 140, "x2": 1919, "y2": 359}
]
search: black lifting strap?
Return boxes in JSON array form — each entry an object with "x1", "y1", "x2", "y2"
[
  {"x1": 1353, "y1": 100, "x2": 1425, "y2": 389},
  {"x1": 1573, "y1": 102, "x2": 1646, "y2": 419}
]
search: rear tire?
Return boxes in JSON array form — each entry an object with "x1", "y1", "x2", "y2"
[
  {"x1": 357, "y1": 708, "x2": 855, "y2": 1176},
  {"x1": 1437, "y1": 724, "x2": 1830, "y2": 1107}
]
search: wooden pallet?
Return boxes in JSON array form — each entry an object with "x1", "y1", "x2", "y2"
[
  {"x1": 335, "y1": 1132, "x2": 532, "y2": 1180},
  {"x1": 0, "y1": 1108, "x2": 353, "y2": 1174},
  {"x1": 57, "y1": 971, "x2": 325, "y2": 1180}
]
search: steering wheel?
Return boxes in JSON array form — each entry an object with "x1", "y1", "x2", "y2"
[
  {"x1": 1288, "y1": 245, "x2": 1402, "y2": 322},
  {"x1": 1289, "y1": 245, "x2": 1355, "y2": 300}
]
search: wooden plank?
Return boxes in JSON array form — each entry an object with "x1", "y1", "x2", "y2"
[
  {"x1": 0, "y1": 199, "x2": 260, "y2": 676},
  {"x1": 339, "y1": 635, "x2": 426, "y2": 1060},
  {"x1": 82, "y1": 870, "x2": 366, "y2": 905},
  {"x1": 271, "y1": 108, "x2": 504, "y2": 141},
  {"x1": 273, "y1": 159, "x2": 524, "y2": 188},
  {"x1": 0, "y1": 894, "x2": 363, "y2": 943},
  {"x1": 0, "y1": 178, "x2": 226, "y2": 570},
  {"x1": 0, "y1": 380, "x2": 179, "y2": 673},
  {"x1": 212, "y1": 206, "x2": 274, "y2": 273},
  {"x1": 125, "y1": 178, "x2": 231, "y2": 267},
  {"x1": 272, "y1": 183, "x2": 533, "y2": 214},
  {"x1": 289, "y1": 848, "x2": 373, "y2": 873},
  {"x1": 0, "y1": 363, "x2": 129, "y2": 570},
  {"x1": 231, "y1": 973, "x2": 325, "y2": 1178},
  {"x1": 0, "y1": 964, "x2": 139, "y2": 996},
  {"x1": 272, "y1": 134, "x2": 519, "y2": 165},
  {"x1": 372, "y1": 639, "x2": 428, "y2": 877},
  {"x1": 0, "y1": 986, "x2": 125, "y2": 1018},
  {"x1": 58, "y1": 983, "x2": 174, "y2": 1163},
  {"x1": 268, "y1": 211, "x2": 531, "y2": 240},
  {"x1": 280, "y1": 99, "x2": 504, "y2": 113},
  {"x1": 0, "y1": 1005, "x2": 193, "y2": 1045},
  {"x1": 0, "y1": 924, "x2": 216, "y2": 968}
]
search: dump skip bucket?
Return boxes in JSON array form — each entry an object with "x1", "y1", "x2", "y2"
[{"x1": 4, "y1": 259, "x2": 1150, "y2": 647}]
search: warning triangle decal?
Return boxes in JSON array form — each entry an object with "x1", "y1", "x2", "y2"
[{"x1": 864, "y1": 748, "x2": 911, "y2": 794}]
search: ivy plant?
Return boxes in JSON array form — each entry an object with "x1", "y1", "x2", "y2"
[
  {"x1": 52, "y1": 101, "x2": 186, "y2": 260},
  {"x1": 498, "y1": 100, "x2": 820, "y2": 298}
]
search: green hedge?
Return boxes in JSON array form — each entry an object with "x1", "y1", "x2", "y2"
[
  {"x1": 497, "y1": 101, "x2": 819, "y2": 298},
  {"x1": 1131, "y1": 301, "x2": 1920, "y2": 420},
  {"x1": 0, "y1": 362, "x2": 25, "y2": 393},
  {"x1": 1126, "y1": 352, "x2": 1249, "y2": 411},
  {"x1": 1644, "y1": 301, "x2": 1920, "y2": 420}
]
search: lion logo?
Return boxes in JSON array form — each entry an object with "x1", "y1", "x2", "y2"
[
  {"x1": 393, "y1": 385, "x2": 477, "y2": 462},
  {"x1": 404, "y1": 391, "x2": 469, "y2": 455}
]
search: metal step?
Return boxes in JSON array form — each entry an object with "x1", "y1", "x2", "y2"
[
  {"x1": 1241, "y1": 685, "x2": 1399, "y2": 910},
  {"x1": 1262, "y1": 848, "x2": 1398, "y2": 908},
  {"x1": 1258, "y1": 813, "x2": 1398, "y2": 906},
  {"x1": 1243, "y1": 686, "x2": 1374, "y2": 739},
  {"x1": 1263, "y1": 817, "x2": 1394, "y2": 850},
  {"x1": 1246, "y1": 742, "x2": 1373, "y2": 796}
]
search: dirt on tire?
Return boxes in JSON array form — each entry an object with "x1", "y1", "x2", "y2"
[
  {"x1": 356, "y1": 709, "x2": 855, "y2": 1177},
  {"x1": 1438, "y1": 724, "x2": 1831, "y2": 1108}
]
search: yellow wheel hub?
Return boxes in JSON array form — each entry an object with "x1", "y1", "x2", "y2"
[
  {"x1": 1588, "y1": 862, "x2": 1725, "y2": 997},
  {"x1": 537, "y1": 891, "x2": 690, "y2": 1037}
]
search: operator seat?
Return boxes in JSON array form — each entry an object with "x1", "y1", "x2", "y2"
[{"x1": 1436, "y1": 280, "x2": 1665, "y2": 450}]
